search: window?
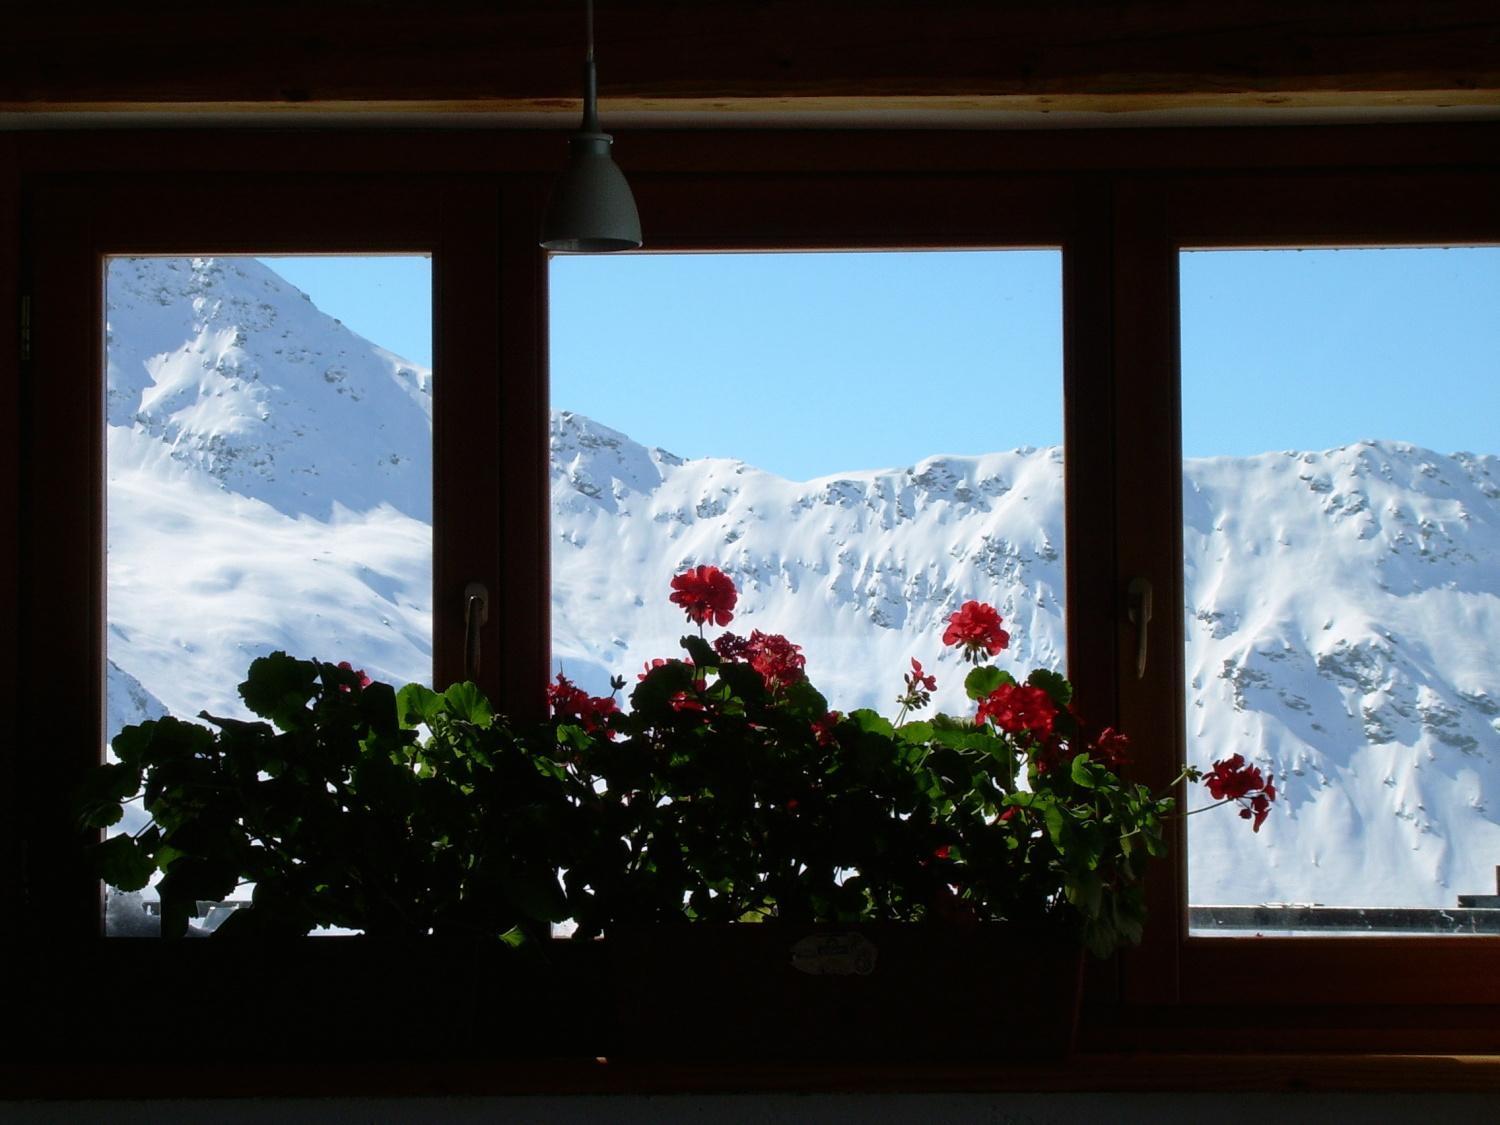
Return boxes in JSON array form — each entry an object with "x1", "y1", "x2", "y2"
[
  {"x1": 549, "y1": 250, "x2": 1066, "y2": 715},
  {"x1": 103, "y1": 253, "x2": 435, "y2": 934},
  {"x1": 1109, "y1": 170, "x2": 1500, "y2": 1028},
  {"x1": 11, "y1": 138, "x2": 1500, "y2": 1065},
  {"x1": 1180, "y1": 247, "x2": 1500, "y2": 935}
]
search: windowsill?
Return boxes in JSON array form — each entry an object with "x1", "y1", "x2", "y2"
[{"x1": 7, "y1": 1053, "x2": 1500, "y2": 1099}]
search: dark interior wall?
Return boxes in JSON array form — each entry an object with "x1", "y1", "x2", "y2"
[{"x1": 4, "y1": 0, "x2": 1500, "y2": 1105}]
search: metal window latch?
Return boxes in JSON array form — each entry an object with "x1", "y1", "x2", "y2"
[
  {"x1": 1127, "y1": 577, "x2": 1153, "y2": 680},
  {"x1": 463, "y1": 581, "x2": 489, "y2": 683}
]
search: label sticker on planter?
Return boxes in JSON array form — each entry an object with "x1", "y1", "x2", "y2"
[{"x1": 790, "y1": 932, "x2": 878, "y2": 976}]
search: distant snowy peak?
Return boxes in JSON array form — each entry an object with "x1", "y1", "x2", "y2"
[
  {"x1": 550, "y1": 410, "x2": 678, "y2": 509},
  {"x1": 548, "y1": 418, "x2": 1500, "y2": 909},
  {"x1": 107, "y1": 256, "x2": 433, "y2": 521}
]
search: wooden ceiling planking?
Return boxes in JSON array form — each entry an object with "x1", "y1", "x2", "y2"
[{"x1": 4, "y1": 2, "x2": 1498, "y2": 113}]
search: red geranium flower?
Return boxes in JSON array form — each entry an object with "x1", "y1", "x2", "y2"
[
  {"x1": 898, "y1": 657, "x2": 937, "y2": 711},
  {"x1": 976, "y1": 682, "x2": 1057, "y2": 738},
  {"x1": 1202, "y1": 754, "x2": 1264, "y2": 801},
  {"x1": 712, "y1": 632, "x2": 752, "y2": 662},
  {"x1": 1090, "y1": 726, "x2": 1131, "y2": 771},
  {"x1": 942, "y1": 601, "x2": 1010, "y2": 663},
  {"x1": 715, "y1": 630, "x2": 805, "y2": 692},
  {"x1": 638, "y1": 657, "x2": 671, "y2": 681},
  {"x1": 811, "y1": 710, "x2": 841, "y2": 747},
  {"x1": 669, "y1": 565, "x2": 737, "y2": 627},
  {"x1": 743, "y1": 630, "x2": 805, "y2": 693},
  {"x1": 546, "y1": 673, "x2": 618, "y2": 738},
  {"x1": 335, "y1": 661, "x2": 372, "y2": 692},
  {"x1": 1203, "y1": 754, "x2": 1277, "y2": 832}
]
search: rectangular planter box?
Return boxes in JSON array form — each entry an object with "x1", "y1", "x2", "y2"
[{"x1": 607, "y1": 923, "x2": 1083, "y2": 1062}]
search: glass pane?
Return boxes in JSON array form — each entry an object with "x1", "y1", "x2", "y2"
[
  {"x1": 104, "y1": 255, "x2": 433, "y2": 934},
  {"x1": 1181, "y1": 247, "x2": 1500, "y2": 934},
  {"x1": 550, "y1": 250, "x2": 1065, "y2": 717}
]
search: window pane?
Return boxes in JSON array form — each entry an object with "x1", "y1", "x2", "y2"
[
  {"x1": 104, "y1": 255, "x2": 433, "y2": 934},
  {"x1": 550, "y1": 250, "x2": 1064, "y2": 717},
  {"x1": 1181, "y1": 247, "x2": 1500, "y2": 934}
]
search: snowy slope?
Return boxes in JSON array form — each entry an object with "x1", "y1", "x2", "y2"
[
  {"x1": 106, "y1": 257, "x2": 434, "y2": 727},
  {"x1": 1183, "y1": 444, "x2": 1500, "y2": 906},
  {"x1": 103, "y1": 256, "x2": 1500, "y2": 910},
  {"x1": 549, "y1": 410, "x2": 1067, "y2": 720},
  {"x1": 107, "y1": 256, "x2": 432, "y2": 521},
  {"x1": 550, "y1": 417, "x2": 1500, "y2": 908}
]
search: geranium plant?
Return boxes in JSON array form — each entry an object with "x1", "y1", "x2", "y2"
[
  {"x1": 79, "y1": 566, "x2": 1274, "y2": 958},
  {"x1": 549, "y1": 567, "x2": 1275, "y2": 956},
  {"x1": 75, "y1": 657, "x2": 585, "y2": 941}
]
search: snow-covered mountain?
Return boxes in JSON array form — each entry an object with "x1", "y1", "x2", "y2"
[
  {"x1": 106, "y1": 257, "x2": 435, "y2": 724},
  {"x1": 550, "y1": 409, "x2": 1067, "y2": 718},
  {"x1": 104, "y1": 256, "x2": 1500, "y2": 912}
]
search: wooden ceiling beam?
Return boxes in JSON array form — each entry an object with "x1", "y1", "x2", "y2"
[{"x1": 4, "y1": 2, "x2": 1498, "y2": 114}]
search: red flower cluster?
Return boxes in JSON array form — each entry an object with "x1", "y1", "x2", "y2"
[
  {"x1": 669, "y1": 691, "x2": 707, "y2": 714},
  {"x1": 745, "y1": 631, "x2": 805, "y2": 693},
  {"x1": 942, "y1": 601, "x2": 1010, "y2": 663},
  {"x1": 546, "y1": 673, "x2": 618, "y2": 737},
  {"x1": 811, "y1": 710, "x2": 841, "y2": 747},
  {"x1": 714, "y1": 630, "x2": 806, "y2": 694},
  {"x1": 898, "y1": 658, "x2": 937, "y2": 711},
  {"x1": 335, "y1": 661, "x2": 373, "y2": 693},
  {"x1": 1090, "y1": 727, "x2": 1131, "y2": 771},
  {"x1": 669, "y1": 565, "x2": 738, "y2": 628},
  {"x1": 1202, "y1": 754, "x2": 1277, "y2": 831},
  {"x1": 638, "y1": 657, "x2": 672, "y2": 681},
  {"x1": 976, "y1": 682, "x2": 1057, "y2": 738}
]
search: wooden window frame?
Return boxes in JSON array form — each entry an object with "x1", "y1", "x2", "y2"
[
  {"x1": 1102, "y1": 168, "x2": 1500, "y2": 1053},
  {"x1": 5, "y1": 125, "x2": 1500, "y2": 1079}
]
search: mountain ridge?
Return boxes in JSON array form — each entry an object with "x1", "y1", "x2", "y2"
[{"x1": 102, "y1": 256, "x2": 1500, "y2": 910}]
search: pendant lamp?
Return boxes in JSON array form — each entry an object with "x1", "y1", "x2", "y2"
[{"x1": 539, "y1": 0, "x2": 643, "y2": 252}]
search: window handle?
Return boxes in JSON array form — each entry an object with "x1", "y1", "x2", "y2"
[
  {"x1": 1127, "y1": 577, "x2": 1153, "y2": 680},
  {"x1": 463, "y1": 581, "x2": 490, "y2": 683}
]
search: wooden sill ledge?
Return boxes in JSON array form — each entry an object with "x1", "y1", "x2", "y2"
[{"x1": 7, "y1": 1053, "x2": 1500, "y2": 1099}]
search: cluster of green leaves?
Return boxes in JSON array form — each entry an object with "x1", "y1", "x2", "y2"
[
  {"x1": 77, "y1": 654, "x2": 583, "y2": 941},
  {"x1": 80, "y1": 643, "x2": 1175, "y2": 957},
  {"x1": 557, "y1": 638, "x2": 1175, "y2": 957}
]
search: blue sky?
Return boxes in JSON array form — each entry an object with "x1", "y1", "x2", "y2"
[
  {"x1": 1181, "y1": 247, "x2": 1500, "y2": 459},
  {"x1": 550, "y1": 251, "x2": 1063, "y2": 480},
  {"x1": 260, "y1": 255, "x2": 435, "y2": 370},
  {"x1": 261, "y1": 246, "x2": 1499, "y2": 476}
]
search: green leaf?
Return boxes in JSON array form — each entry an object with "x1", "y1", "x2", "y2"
[
  {"x1": 109, "y1": 722, "x2": 156, "y2": 768},
  {"x1": 74, "y1": 762, "x2": 141, "y2": 829},
  {"x1": 680, "y1": 634, "x2": 718, "y2": 670},
  {"x1": 777, "y1": 678, "x2": 828, "y2": 721},
  {"x1": 157, "y1": 854, "x2": 240, "y2": 907},
  {"x1": 498, "y1": 866, "x2": 570, "y2": 923},
  {"x1": 442, "y1": 681, "x2": 494, "y2": 728},
  {"x1": 896, "y1": 720, "x2": 934, "y2": 743},
  {"x1": 396, "y1": 683, "x2": 443, "y2": 728},
  {"x1": 964, "y1": 665, "x2": 1011, "y2": 701},
  {"x1": 499, "y1": 925, "x2": 529, "y2": 949},
  {"x1": 716, "y1": 661, "x2": 766, "y2": 704},
  {"x1": 239, "y1": 651, "x2": 320, "y2": 731},
  {"x1": 849, "y1": 709, "x2": 894, "y2": 737},
  {"x1": 1071, "y1": 752, "x2": 1101, "y2": 789},
  {"x1": 1026, "y1": 667, "x2": 1074, "y2": 707},
  {"x1": 357, "y1": 680, "x2": 402, "y2": 735},
  {"x1": 94, "y1": 833, "x2": 157, "y2": 892}
]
